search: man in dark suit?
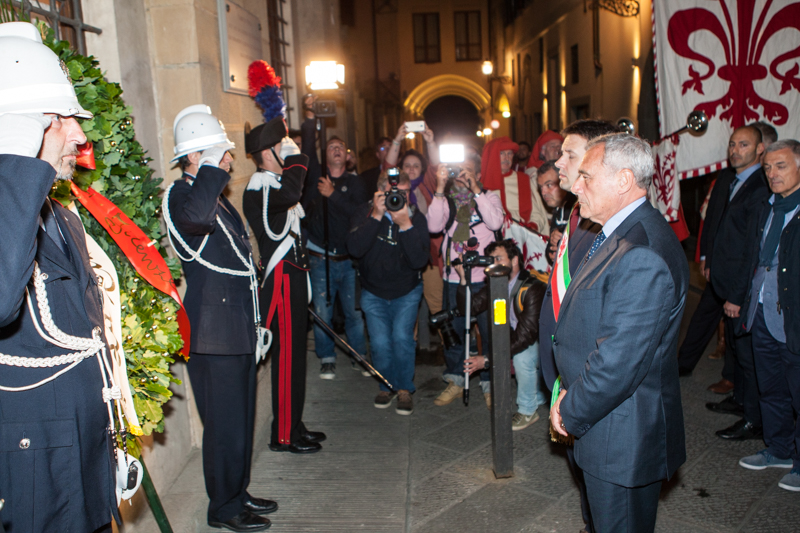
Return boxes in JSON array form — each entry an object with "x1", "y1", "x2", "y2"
[
  {"x1": 737, "y1": 139, "x2": 800, "y2": 492},
  {"x1": 0, "y1": 22, "x2": 118, "y2": 533},
  {"x1": 551, "y1": 133, "x2": 689, "y2": 532},
  {"x1": 164, "y1": 105, "x2": 274, "y2": 532},
  {"x1": 703, "y1": 126, "x2": 770, "y2": 440},
  {"x1": 539, "y1": 119, "x2": 617, "y2": 533}
]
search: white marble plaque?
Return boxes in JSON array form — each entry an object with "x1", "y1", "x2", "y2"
[{"x1": 218, "y1": 0, "x2": 263, "y2": 95}]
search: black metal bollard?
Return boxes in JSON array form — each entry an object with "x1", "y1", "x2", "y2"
[{"x1": 485, "y1": 263, "x2": 514, "y2": 478}]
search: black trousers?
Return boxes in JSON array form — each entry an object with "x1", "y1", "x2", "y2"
[
  {"x1": 264, "y1": 261, "x2": 309, "y2": 445},
  {"x1": 728, "y1": 317, "x2": 762, "y2": 427},
  {"x1": 566, "y1": 446, "x2": 594, "y2": 533},
  {"x1": 677, "y1": 283, "x2": 724, "y2": 372},
  {"x1": 583, "y1": 471, "x2": 662, "y2": 533},
  {"x1": 187, "y1": 353, "x2": 257, "y2": 522}
]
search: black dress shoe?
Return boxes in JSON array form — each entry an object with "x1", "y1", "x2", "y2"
[
  {"x1": 678, "y1": 366, "x2": 693, "y2": 377},
  {"x1": 268, "y1": 437, "x2": 321, "y2": 454},
  {"x1": 715, "y1": 418, "x2": 763, "y2": 440},
  {"x1": 302, "y1": 429, "x2": 327, "y2": 443},
  {"x1": 706, "y1": 395, "x2": 744, "y2": 415},
  {"x1": 209, "y1": 510, "x2": 270, "y2": 531},
  {"x1": 244, "y1": 497, "x2": 278, "y2": 515}
]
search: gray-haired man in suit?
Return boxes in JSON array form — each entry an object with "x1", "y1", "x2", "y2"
[{"x1": 550, "y1": 133, "x2": 689, "y2": 532}]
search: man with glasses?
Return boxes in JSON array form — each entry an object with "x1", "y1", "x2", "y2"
[{"x1": 460, "y1": 239, "x2": 547, "y2": 430}]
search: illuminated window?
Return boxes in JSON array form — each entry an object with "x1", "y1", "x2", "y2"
[
  {"x1": 413, "y1": 13, "x2": 440, "y2": 64},
  {"x1": 454, "y1": 10, "x2": 480, "y2": 61}
]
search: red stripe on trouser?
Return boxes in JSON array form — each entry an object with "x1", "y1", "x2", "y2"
[{"x1": 280, "y1": 272, "x2": 293, "y2": 443}]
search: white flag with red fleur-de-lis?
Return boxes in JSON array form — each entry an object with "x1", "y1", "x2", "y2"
[{"x1": 653, "y1": 0, "x2": 800, "y2": 180}]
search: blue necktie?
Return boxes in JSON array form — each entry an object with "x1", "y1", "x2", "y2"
[
  {"x1": 586, "y1": 231, "x2": 606, "y2": 261},
  {"x1": 42, "y1": 200, "x2": 69, "y2": 257}
]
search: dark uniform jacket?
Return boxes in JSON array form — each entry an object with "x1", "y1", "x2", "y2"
[
  {"x1": 458, "y1": 269, "x2": 545, "y2": 356},
  {"x1": 738, "y1": 199, "x2": 800, "y2": 354},
  {"x1": 242, "y1": 154, "x2": 310, "y2": 272},
  {"x1": 167, "y1": 166, "x2": 256, "y2": 355},
  {"x1": 701, "y1": 166, "x2": 770, "y2": 305},
  {"x1": 0, "y1": 155, "x2": 116, "y2": 532}
]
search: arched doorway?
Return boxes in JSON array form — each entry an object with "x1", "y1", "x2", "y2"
[
  {"x1": 423, "y1": 96, "x2": 481, "y2": 146},
  {"x1": 404, "y1": 74, "x2": 490, "y2": 149}
]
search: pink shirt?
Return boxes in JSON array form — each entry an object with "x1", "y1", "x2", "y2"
[{"x1": 426, "y1": 190, "x2": 505, "y2": 283}]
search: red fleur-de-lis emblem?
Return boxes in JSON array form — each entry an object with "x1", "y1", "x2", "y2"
[{"x1": 668, "y1": 0, "x2": 800, "y2": 127}]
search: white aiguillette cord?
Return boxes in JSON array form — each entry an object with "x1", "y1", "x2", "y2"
[
  {"x1": 246, "y1": 170, "x2": 306, "y2": 284},
  {"x1": 0, "y1": 263, "x2": 126, "y2": 442},
  {"x1": 162, "y1": 181, "x2": 262, "y2": 331}
]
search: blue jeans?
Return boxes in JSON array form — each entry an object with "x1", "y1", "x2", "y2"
[
  {"x1": 513, "y1": 341, "x2": 547, "y2": 415},
  {"x1": 442, "y1": 281, "x2": 490, "y2": 391},
  {"x1": 309, "y1": 255, "x2": 366, "y2": 363},
  {"x1": 360, "y1": 285, "x2": 423, "y2": 393}
]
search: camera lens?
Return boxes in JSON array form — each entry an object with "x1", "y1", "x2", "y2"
[
  {"x1": 438, "y1": 320, "x2": 462, "y2": 350},
  {"x1": 385, "y1": 191, "x2": 406, "y2": 212}
]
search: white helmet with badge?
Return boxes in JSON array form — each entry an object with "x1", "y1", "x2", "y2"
[
  {"x1": 171, "y1": 104, "x2": 235, "y2": 162},
  {"x1": 0, "y1": 21, "x2": 92, "y2": 119}
]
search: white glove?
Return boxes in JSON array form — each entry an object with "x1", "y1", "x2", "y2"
[
  {"x1": 0, "y1": 113, "x2": 52, "y2": 158},
  {"x1": 198, "y1": 145, "x2": 229, "y2": 168},
  {"x1": 279, "y1": 137, "x2": 301, "y2": 159}
]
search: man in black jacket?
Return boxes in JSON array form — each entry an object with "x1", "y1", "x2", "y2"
[
  {"x1": 242, "y1": 118, "x2": 326, "y2": 454},
  {"x1": 737, "y1": 140, "x2": 800, "y2": 491},
  {"x1": 300, "y1": 105, "x2": 366, "y2": 380},
  {"x1": 164, "y1": 105, "x2": 274, "y2": 531},
  {"x1": 703, "y1": 126, "x2": 770, "y2": 441},
  {"x1": 460, "y1": 239, "x2": 546, "y2": 430},
  {"x1": 347, "y1": 170, "x2": 429, "y2": 415}
]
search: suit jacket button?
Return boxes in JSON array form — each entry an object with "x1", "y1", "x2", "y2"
[
  {"x1": 766, "y1": 267, "x2": 770, "y2": 271},
  {"x1": 19, "y1": 438, "x2": 30, "y2": 449}
]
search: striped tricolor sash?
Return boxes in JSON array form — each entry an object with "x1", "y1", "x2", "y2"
[{"x1": 551, "y1": 205, "x2": 580, "y2": 321}]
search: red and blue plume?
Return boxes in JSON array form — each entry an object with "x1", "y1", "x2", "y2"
[{"x1": 247, "y1": 60, "x2": 286, "y2": 123}]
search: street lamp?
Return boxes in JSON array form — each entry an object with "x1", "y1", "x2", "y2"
[
  {"x1": 482, "y1": 60, "x2": 511, "y2": 121},
  {"x1": 305, "y1": 61, "x2": 345, "y2": 90}
]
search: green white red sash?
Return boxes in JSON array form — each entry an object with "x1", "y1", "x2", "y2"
[{"x1": 550, "y1": 207, "x2": 573, "y2": 321}]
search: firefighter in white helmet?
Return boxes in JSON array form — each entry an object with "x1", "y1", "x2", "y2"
[
  {"x1": 162, "y1": 105, "x2": 275, "y2": 531},
  {"x1": 0, "y1": 21, "x2": 121, "y2": 532}
]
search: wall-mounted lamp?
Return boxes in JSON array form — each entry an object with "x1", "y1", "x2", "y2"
[{"x1": 305, "y1": 61, "x2": 345, "y2": 90}]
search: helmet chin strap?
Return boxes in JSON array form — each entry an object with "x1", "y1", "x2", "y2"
[{"x1": 270, "y1": 146, "x2": 285, "y2": 169}]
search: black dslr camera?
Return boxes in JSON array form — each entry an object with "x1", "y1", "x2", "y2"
[
  {"x1": 384, "y1": 168, "x2": 406, "y2": 212},
  {"x1": 429, "y1": 309, "x2": 461, "y2": 350}
]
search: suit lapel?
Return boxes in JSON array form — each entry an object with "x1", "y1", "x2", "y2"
[{"x1": 558, "y1": 202, "x2": 653, "y2": 318}]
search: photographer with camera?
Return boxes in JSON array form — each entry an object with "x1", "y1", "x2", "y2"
[
  {"x1": 300, "y1": 95, "x2": 367, "y2": 380},
  {"x1": 347, "y1": 169, "x2": 429, "y2": 415},
  {"x1": 427, "y1": 153, "x2": 505, "y2": 408},
  {"x1": 458, "y1": 240, "x2": 547, "y2": 430}
]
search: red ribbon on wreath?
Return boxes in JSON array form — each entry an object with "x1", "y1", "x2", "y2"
[{"x1": 71, "y1": 144, "x2": 191, "y2": 358}]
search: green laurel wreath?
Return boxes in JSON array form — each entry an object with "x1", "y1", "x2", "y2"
[{"x1": 40, "y1": 26, "x2": 184, "y2": 455}]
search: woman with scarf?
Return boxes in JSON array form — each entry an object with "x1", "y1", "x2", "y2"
[{"x1": 426, "y1": 153, "x2": 505, "y2": 409}]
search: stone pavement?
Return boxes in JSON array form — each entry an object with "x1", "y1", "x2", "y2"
[{"x1": 125, "y1": 279, "x2": 800, "y2": 533}]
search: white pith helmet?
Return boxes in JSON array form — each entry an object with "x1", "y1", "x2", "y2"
[
  {"x1": 0, "y1": 22, "x2": 92, "y2": 119},
  {"x1": 171, "y1": 104, "x2": 235, "y2": 162}
]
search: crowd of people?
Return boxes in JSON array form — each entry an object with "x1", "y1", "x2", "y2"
[{"x1": 1, "y1": 19, "x2": 798, "y2": 533}]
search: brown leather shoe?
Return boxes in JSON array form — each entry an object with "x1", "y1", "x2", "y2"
[{"x1": 707, "y1": 378, "x2": 734, "y2": 394}]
